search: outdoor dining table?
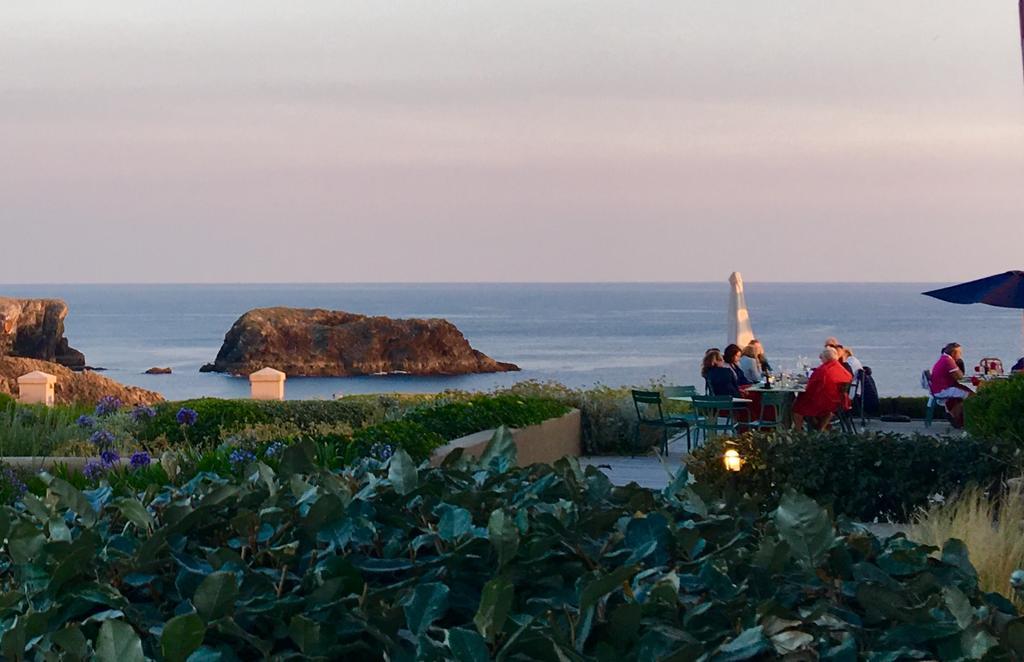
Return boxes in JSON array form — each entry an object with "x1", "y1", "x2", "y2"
[
  {"x1": 743, "y1": 384, "x2": 804, "y2": 427},
  {"x1": 745, "y1": 385, "x2": 805, "y2": 393},
  {"x1": 667, "y1": 396, "x2": 752, "y2": 404}
]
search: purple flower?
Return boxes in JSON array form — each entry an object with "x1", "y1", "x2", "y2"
[
  {"x1": 263, "y1": 441, "x2": 285, "y2": 458},
  {"x1": 89, "y1": 429, "x2": 116, "y2": 448},
  {"x1": 83, "y1": 460, "x2": 106, "y2": 480},
  {"x1": 370, "y1": 443, "x2": 395, "y2": 460},
  {"x1": 76, "y1": 415, "x2": 96, "y2": 428},
  {"x1": 176, "y1": 407, "x2": 198, "y2": 427},
  {"x1": 229, "y1": 449, "x2": 256, "y2": 466},
  {"x1": 100, "y1": 450, "x2": 120, "y2": 466},
  {"x1": 130, "y1": 405, "x2": 157, "y2": 422},
  {"x1": 95, "y1": 396, "x2": 123, "y2": 417},
  {"x1": 129, "y1": 451, "x2": 151, "y2": 469},
  {"x1": 2, "y1": 468, "x2": 26, "y2": 497}
]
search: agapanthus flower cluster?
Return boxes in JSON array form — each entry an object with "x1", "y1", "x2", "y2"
[
  {"x1": 94, "y1": 396, "x2": 123, "y2": 417},
  {"x1": 2, "y1": 468, "x2": 27, "y2": 497},
  {"x1": 89, "y1": 429, "x2": 116, "y2": 448},
  {"x1": 83, "y1": 460, "x2": 105, "y2": 480},
  {"x1": 370, "y1": 443, "x2": 395, "y2": 461},
  {"x1": 229, "y1": 449, "x2": 256, "y2": 466},
  {"x1": 129, "y1": 451, "x2": 151, "y2": 469},
  {"x1": 176, "y1": 407, "x2": 199, "y2": 426},
  {"x1": 263, "y1": 441, "x2": 285, "y2": 458},
  {"x1": 100, "y1": 449, "x2": 120, "y2": 466},
  {"x1": 76, "y1": 415, "x2": 95, "y2": 428},
  {"x1": 130, "y1": 405, "x2": 157, "y2": 422}
]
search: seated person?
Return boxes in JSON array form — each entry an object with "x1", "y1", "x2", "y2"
[
  {"x1": 739, "y1": 341, "x2": 763, "y2": 383},
  {"x1": 792, "y1": 347, "x2": 853, "y2": 431},
  {"x1": 930, "y1": 342, "x2": 974, "y2": 428},
  {"x1": 702, "y1": 349, "x2": 741, "y2": 397},
  {"x1": 723, "y1": 343, "x2": 751, "y2": 387}
]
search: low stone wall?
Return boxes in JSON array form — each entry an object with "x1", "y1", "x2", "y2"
[
  {"x1": 430, "y1": 409, "x2": 581, "y2": 467},
  {"x1": 2, "y1": 456, "x2": 89, "y2": 472}
]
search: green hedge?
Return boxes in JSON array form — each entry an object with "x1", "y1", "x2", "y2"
[
  {"x1": 139, "y1": 397, "x2": 388, "y2": 444},
  {"x1": 965, "y1": 374, "x2": 1024, "y2": 444},
  {"x1": 0, "y1": 393, "x2": 15, "y2": 412},
  {"x1": 403, "y1": 394, "x2": 570, "y2": 440},
  {"x1": 876, "y1": 396, "x2": 931, "y2": 419},
  {"x1": 688, "y1": 431, "x2": 1007, "y2": 521}
]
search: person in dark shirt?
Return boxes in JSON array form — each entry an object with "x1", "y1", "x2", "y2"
[
  {"x1": 1012, "y1": 357, "x2": 1024, "y2": 373},
  {"x1": 723, "y1": 344, "x2": 751, "y2": 387},
  {"x1": 702, "y1": 349, "x2": 741, "y2": 397}
]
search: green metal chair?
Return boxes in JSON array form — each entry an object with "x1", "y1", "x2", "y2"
[
  {"x1": 631, "y1": 390, "x2": 692, "y2": 455},
  {"x1": 747, "y1": 390, "x2": 787, "y2": 432},
  {"x1": 690, "y1": 395, "x2": 739, "y2": 440},
  {"x1": 662, "y1": 385, "x2": 706, "y2": 445}
]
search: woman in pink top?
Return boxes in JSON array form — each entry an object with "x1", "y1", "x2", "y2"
[{"x1": 929, "y1": 342, "x2": 974, "y2": 428}]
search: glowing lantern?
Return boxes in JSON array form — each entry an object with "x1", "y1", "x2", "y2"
[{"x1": 723, "y1": 449, "x2": 742, "y2": 472}]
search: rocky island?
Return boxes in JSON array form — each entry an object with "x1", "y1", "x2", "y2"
[
  {"x1": 0, "y1": 296, "x2": 163, "y2": 406},
  {"x1": 0, "y1": 297, "x2": 85, "y2": 368},
  {"x1": 200, "y1": 307, "x2": 520, "y2": 377}
]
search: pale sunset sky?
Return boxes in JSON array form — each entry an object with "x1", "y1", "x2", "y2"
[{"x1": 1, "y1": 1, "x2": 1021, "y2": 283}]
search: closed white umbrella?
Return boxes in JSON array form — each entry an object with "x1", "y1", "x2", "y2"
[{"x1": 727, "y1": 272, "x2": 755, "y2": 347}]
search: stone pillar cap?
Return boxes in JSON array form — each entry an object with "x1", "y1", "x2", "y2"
[
  {"x1": 249, "y1": 367, "x2": 287, "y2": 382},
  {"x1": 18, "y1": 371, "x2": 57, "y2": 385}
]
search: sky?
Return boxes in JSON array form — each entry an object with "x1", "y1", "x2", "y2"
[{"x1": 1, "y1": 1, "x2": 1022, "y2": 283}]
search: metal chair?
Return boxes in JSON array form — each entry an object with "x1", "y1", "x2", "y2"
[
  {"x1": 921, "y1": 369, "x2": 946, "y2": 427},
  {"x1": 631, "y1": 390, "x2": 692, "y2": 455},
  {"x1": 834, "y1": 382, "x2": 858, "y2": 433},
  {"x1": 690, "y1": 395, "x2": 739, "y2": 441},
  {"x1": 662, "y1": 385, "x2": 706, "y2": 444},
  {"x1": 747, "y1": 390, "x2": 787, "y2": 432}
]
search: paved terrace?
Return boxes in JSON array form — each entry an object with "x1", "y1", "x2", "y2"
[{"x1": 579, "y1": 418, "x2": 964, "y2": 490}]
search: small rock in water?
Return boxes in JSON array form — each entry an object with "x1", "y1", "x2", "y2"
[{"x1": 145, "y1": 367, "x2": 172, "y2": 375}]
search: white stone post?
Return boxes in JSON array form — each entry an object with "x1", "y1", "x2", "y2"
[
  {"x1": 249, "y1": 367, "x2": 286, "y2": 401},
  {"x1": 17, "y1": 371, "x2": 56, "y2": 406}
]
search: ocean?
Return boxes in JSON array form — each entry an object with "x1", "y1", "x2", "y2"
[{"x1": 1, "y1": 283, "x2": 1021, "y2": 400}]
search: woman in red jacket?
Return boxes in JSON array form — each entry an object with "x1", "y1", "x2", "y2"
[{"x1": 792, "y1": 347, "x2": 853, "y2": 431}]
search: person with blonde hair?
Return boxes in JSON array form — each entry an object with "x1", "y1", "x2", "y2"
[{"x1": 739, "y1": 341, "x2": 763, "y2": 383}]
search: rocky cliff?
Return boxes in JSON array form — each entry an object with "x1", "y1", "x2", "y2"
[
  {"x1": 200, "y1": 307, "x2": 520, "y2": 377},
  {"x1": 0, "y1": 357, "x2": 163, "y2": 406},
  {"x1": 0, "y1": 297, "x2": 85, "y2": 368}
]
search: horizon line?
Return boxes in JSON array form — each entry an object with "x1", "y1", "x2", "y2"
[{"x1": 0, "y1": 279, "x2": 963, "y2": 287}]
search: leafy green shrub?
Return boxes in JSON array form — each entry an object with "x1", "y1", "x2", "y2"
[
  {"x1": 403, "y1": 393, "x2": 569, "y2": 440},
  {"x1": 0, "y1": 404, "x2": 92, "y2": 456},
  {"x1": 0, "y1": 392, "x2": 15, "y2": 411},
  {"x1": 0, "y1": 441, "x2": 1018, "y2": 659},
  {"x1": 139, "y1": 397, "x2": 388, "y2": 444},
  {"x1": 965, "y1": 374, "x2": 1024, "y2": 444},
  {"x1": 346, "y1": 420, "x2": 446, "y2": 463},
  {"x1": 501, "y1": 381, "x2": 640, "y2": 453},
  {"x1": 877, "y1": 396, "x2": 931, "y2": 419},
  {"x1": 688, "y1": 431, "x2": 1007, "y2": 521}
]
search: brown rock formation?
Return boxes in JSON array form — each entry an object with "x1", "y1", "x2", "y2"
[
  {"x1": 0, "y1": 357, "x2": 163, "y2": 406},
  {"x1": 0, "y1": 297, "x2": 85, "y2": 368},
  {"x1": 145, "y1": 367, "x2": 173, "y2": 375},
  {"x1": 200, "y1": 307, "x2": 519, "y2": 377}
]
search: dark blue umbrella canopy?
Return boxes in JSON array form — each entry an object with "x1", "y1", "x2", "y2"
[{"x1": 923, "y1": 271, "x2": 1024, "y2": 309}]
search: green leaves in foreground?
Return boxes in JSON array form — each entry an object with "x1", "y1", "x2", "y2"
[
  {"x1": 774, "y1": 489, "x2": 835, "y2": 569},
  {"x1": 0, "y1": 439, "x2": 1017, "y2": 659}
]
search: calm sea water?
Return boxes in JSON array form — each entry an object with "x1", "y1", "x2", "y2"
[{"x1": 1, "y1": 283, "x2": 1021, "y2": 399}]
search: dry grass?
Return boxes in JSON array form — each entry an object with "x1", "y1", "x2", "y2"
[{"x1": 908, "y1": 481, "x2": 1024, "y2": 605}]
